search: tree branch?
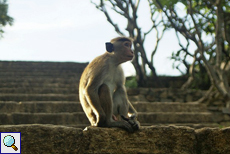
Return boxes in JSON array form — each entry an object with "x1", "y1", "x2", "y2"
[
  {"x1": 188, "y1": 0, "x2": 202, "y2": 42},
  {"x1": 91, "y1": 0, "x2": 124, "y2": 35},
  {"x1": 181, "y1": 49, "x2": 199, "y2": 90}
]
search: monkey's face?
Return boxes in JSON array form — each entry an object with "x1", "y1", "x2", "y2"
[{"x1": 121, "y1": 41, "x2": 134, "y2": 61}]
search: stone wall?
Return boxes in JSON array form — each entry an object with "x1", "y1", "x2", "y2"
[
  {"x1": 0, "y1": 124, "x2": 229, "y2": 154},
  {"x1": 145, "y1": 76, "x2": 188, "y2": 88},
  {"x1": 0, "y1": 61, "x2": 207, "y2": 103},
  {"x1": 127, "y1": 88, "x2": 205, "y2": 102}
]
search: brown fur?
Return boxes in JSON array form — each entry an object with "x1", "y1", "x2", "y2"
[{"x1": 79, "y1": 36, "x2": 140, "y2": 132}]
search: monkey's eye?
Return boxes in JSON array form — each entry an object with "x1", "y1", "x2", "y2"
[{"x1": 124, "y1": 43, "x2": 131, "y2": 48}]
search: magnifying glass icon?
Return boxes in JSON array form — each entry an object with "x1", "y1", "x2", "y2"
[{"x1": 3, "y1": 135, "x2": 18, "y2": 151}]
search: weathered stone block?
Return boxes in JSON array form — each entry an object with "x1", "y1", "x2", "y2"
[
  {"x1": 139, "y1": 88, "x2": 150, "y2": 95},
  {"x1": 82, "y1": 126, "x2": 197, "y2": 154},
  {"x1": 160, "y1": 91, "x2": 168, "y2": 98},
  {"x1": 160, "y1": 98, "x2": 173, "y2": 102},
  {"x1": 0, "y1": 124, "x2": 82, "y2": 154},
  {"x1": 0, "y1": 124, "x2": 229, "y2": 154},
  {"x1": 186, "y1": 95, "x2": 194, "y2": 102},
  {"x1": 129, "y1": 95, "x2": 147, "y2": 102},
  {"x1": 146, "y1": 94, "x2": 157, "y2": 102},
  {"x1": 127, "y1": 88, "x2": 140, "y2": 96},
  {"x1": 196, "y1": 127, "x2": 230, "y2": 154}
]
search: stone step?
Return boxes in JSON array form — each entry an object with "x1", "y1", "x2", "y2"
[
  {"x1": 0, "y1": 77, "x2": 79, "y2": 83},
  {"x1": 0, "y1": 101, "x2": 84, "y2": 113},
  {"x1": 0, "y1": 82, "x2": 78, "y2": 88},
  {"x1": 0, "y1": 71, "x2": 80, "y2": 77},
  {"x1": 133, "y1": 102, "x2": 207, "y2": 112},
  {"x1": 0, "y1": 94, "x2": 79, "y2": 101},
  {"x1": 0, "y1": 68, "x2": 82, "y2": 72},
  {"x1": 0, "y1": 94, "x2": 153, "y2": 102},
  {"x1": 0, "y1": 68, "x2": 84, "y2": 72},
  {"x1": 0, "y1": 93, "x2": 201, "y2": 103},
  {"x1": 0, "y1": 112, "x2": 88, "y2": 125},
  {"x1": 68, "y1": 123, "x2": 227, "y2": 129},
  {"x1": 0, "y1": 87, "x2": 78, "y2": 94},
  {"x1": 137, "y1": 112, "x2": 230, "y2": 124},
  {"x1": 0, "y1": 112, "x2": 229, "y2": 125},
  {"x1": 0, "y1": 101, "x2": 208, "y2": 113},
  {"x1": 142, "y1": 122, "x2": 230, "y2": 128},
  {"x1": 0, "y1": 61, "x2": 88, "y2": 70},
  {"x1": 0, "y1": 69, "x2": 82, "y2": 74}
]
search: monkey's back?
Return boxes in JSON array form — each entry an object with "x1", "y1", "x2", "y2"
[{"x1": 79, "y1": 53, "x2": 110, "y2": 88}]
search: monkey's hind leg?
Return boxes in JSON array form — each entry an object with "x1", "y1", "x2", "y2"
[
  {"x1": 98, "y1": 84, "x2": 114, "y2": 124},
  {"x1": 98, "y1": 84, "x2": 134, "y2": 132}
]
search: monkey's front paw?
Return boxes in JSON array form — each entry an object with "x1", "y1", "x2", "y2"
[
  {"x1": 121, "y1": 120, "x2": 135, "y2": 133},
  {"x1": 121, "y1": 115, "x2": 140, "y2": 131},
  {"x1": 131, "y1": 121, "x2": 140, "y2": 131}
]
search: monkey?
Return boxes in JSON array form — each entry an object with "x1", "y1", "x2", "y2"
[{"x1": 79, "y1": 36, "x2": 140, "y2": 132}]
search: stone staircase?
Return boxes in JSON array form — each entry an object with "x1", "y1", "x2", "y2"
[{"x1": 0, "y1": 61, "x2": 229, "y2": 128}]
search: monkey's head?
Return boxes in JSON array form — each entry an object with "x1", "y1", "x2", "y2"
[{"x1": 105, "y1": 37, "x2": 134, "y2": 62}]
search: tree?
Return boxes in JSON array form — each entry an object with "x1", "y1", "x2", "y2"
[
  {"x1": 0, "y1": 0, "x2": 13, "y2": 38},
  {"x1": 152, "y1": 0, "x2": 230, "y2": 111},
  {"x1": 91, "y1": 0, "x2": 165, "y2": 86}
]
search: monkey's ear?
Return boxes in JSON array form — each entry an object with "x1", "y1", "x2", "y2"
[{"x1": 105, "y1": 42, "x2": 114, "y2": 53}]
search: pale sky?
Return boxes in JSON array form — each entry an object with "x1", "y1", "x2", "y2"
[{"x1": 0, "y1": 0, "x2": 187, "y2": 76}]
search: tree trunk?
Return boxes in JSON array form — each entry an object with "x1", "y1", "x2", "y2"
[{"x1": 131, "y1": 51, "x2": 146, "y2": 87}]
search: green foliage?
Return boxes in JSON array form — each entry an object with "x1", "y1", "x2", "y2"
[
  {"x1": 0, "y1": 0, "x2": 13, "y2": 37},
  {"x1": 151, "y1": 0, "x2": 230, "y2": 91},
  {"x1": 151, "y1": 0, "x2": 178, "y2": 9},
  {"x1": 125, "y1": 77, "x2": 138, "y2": 88},
  {"x1": 192, "y1": 66, "x2": 211, "y2": 90}
]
